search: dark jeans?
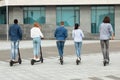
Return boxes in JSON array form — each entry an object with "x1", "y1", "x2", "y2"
[
  {"x1": 56, "y1": 41, "x2": 65, "y2": 57},
  {"x1": 100, "y1": 40, "x2": 110, "y2": 61}
]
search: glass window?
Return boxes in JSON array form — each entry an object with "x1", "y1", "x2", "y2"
[
  {"x1": 0, "y1": 7, "x2": 6, "y2": 24},
  {"x1": 56, "y1": 6, "x2": 80, "y2": 27},
  {"x1": 23, "y1": 7, "x2": 45, "y2": 24},
  {"x1": 91, "y1": 6, "x2": 115, "y2": 33}
]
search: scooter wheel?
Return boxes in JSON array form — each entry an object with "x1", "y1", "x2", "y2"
[
  {"x1": 41, "y1": 58, "x2": 43, "y2": 63},
  {"x1": 18, "y1": 58, "x2": 22, "y2": 64},
  {"x1": 103, "y1": 61, "x2": 107, "y2": 66},
  {"x1": 10, "y1": 60, "x2": 13, "y2": 66},
  {"x1": 31, "y1": 59, "x2": 34, "y2": 65},
  {"x1": 60, "y1": 60, "x2": 63, "y2": 65},
  {"x1": 76, "y1": 60, "x2": 80, "y2": 65}
]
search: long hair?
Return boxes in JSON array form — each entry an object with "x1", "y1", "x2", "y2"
[
  {"x1": 74, "y1": 23, "x2": 79, "y2": 30},
  {"x1": 103, "y1": 16, "x2": 110, "y2": 23},
  {"x1": 34, "y1": 22, "x2": 40, "y2": 27}
]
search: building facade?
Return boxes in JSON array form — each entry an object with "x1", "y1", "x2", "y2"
[{"x1": 0, "y1": 0, "x2": 120, "y2": 40}]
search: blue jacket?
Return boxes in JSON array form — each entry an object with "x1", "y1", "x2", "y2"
[
  {"x1": 9, "y1": 24, "x2": 22, "y2": 41},
  {"x1": 54, "y1": 26, "x2": 68, "y2": 40}
]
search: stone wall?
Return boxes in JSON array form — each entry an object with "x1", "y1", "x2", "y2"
[
  {"x1": 0, "y1": 24, "x2": 100, "y2": 40},
  {"x1": 0, "y1": 24, "x2": 7, "y2": 40}
]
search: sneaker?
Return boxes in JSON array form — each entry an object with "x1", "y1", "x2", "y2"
[
  {"x1": 36, "y1": 58, "x2": 40, "y2": 61},
  {"x1": 77, "y1": 57, "x2": 81, "y2": 62},
  {"x1": 60, "y1": 56, "x2": 63, "y2": 60},
  {"x1": 106, "y1": 59, "x2": 109, "y2": 64},
  {"x1": 12, "y1": 59, "x2": 15, "y2": 61}
]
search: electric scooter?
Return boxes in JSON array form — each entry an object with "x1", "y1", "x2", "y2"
[
  {"x1": 10, "y1": 47, "x2": 22, "y2": 66},
  {"x1": 31, "y1": 46, "x2": 43, "y2": 65}
]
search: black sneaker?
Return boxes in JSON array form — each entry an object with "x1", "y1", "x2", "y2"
[
  {"x1": 60, "y1": 57, "x2": 63, "y2": 65},
  {"x1": 76, "y1": 59, "x2": 80, "y2": 65}
]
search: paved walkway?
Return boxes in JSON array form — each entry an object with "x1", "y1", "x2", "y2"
[
  {"x1": 0, "y1": 40, "x2": 120, "y2": 80},
  {"x1": 0, "y1": 40, "x2": 102, "y2": 50},
  {"x1": 0, "y1": 52, "x2": 120, "y2": 80}
]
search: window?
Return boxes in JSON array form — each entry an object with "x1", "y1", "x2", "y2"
[
  {"x1": 91, "y1": 6, "x2": 114, "y2": 33},
  {"x1": 56, "y1": 6, "x2": 80, "y2": 27},
  {"x1": 23, "y1": 7, "x2": 45, "y2": 24},
  {"x1": 0, "y1": 7, "x2": 6, "y2": 24}
]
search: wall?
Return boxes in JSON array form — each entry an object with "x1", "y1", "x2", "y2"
[
  {"x1": 9, "y1": 7, "x2": 23, "y2": 24},
  {"x1": 1, "y1": 6, "x2": 120, "y2": 40},
  {"x1": 0, "y1": 24, "x2": 7, "y2": 40},
  {"x1": 80, "y1": 6, "x2": 91, "y2": 33},
  {"x1": 46, "y1": 6, "x2": 56, "y2": 25},
  {"x1": 115, "y1": 6, "x2": 120, "y2": 39},
  {"x1": 0, "y1": 0, "x2": 5, "y2": 7},
  {"x1": 7, "y1": 0, "x2": 120, "y2": 6}
]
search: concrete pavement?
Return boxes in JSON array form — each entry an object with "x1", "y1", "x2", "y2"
[
  {"x1": 0, "y1": 40, "x2": 120, "y2": 61},
  {"x1": 0, "y1": 40, "x2": 120, "y2": 80},
  {"x1": 0, "y1": 52, "x2": 120, "y2": 80},
  {"x1": 0, "y1": 40, "x2": 102, "y2": 50}
]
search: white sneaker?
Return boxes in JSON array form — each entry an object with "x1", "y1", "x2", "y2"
[
  {"x1": 77, "y1": 57, "x2": 80, "y2": 60},
  {"x1": 12, "y1": 59, "x2": 15, "y2": 61},
  {"x1": 36, "y1": 58, "x2": 40, "y2": 61}
]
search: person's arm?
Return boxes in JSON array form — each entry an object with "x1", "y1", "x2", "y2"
[
  {"x1": 110, "y1": 32, "x2": 114, "y2": 40},
  {"x1": 39, "y1": 29, "x2": 44, "y2": 38},
  {"x1": 8, "y1": 26, "x2": 11, "y2": 38},
  {"x1": 18, "y1": 26, "x2": 22, "y2": 40},
  {"x1": 109, "y1": 24, "x2": 114, "y2": 40},
  {"x1": 65, "y1": 29, "x2": 68, "y2": 39},
  {"x1": 111, "y1": 33, "x2": 114, "y2": 40},
  {"x1": 81, "y1": 30, "x2": 84, "y2": 38}
]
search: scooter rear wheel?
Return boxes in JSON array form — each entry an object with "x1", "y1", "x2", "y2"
[
  {"x1": 10, "y1": 60, "x2": 13, "y2": 66},
  {"x1": 60, "y1": 60, "x2": 63, "y2": 65},
  {"x1": 31, "y1": 59, "x2": 35, "y2": 65},
  {"x1": 18, "y1": 58, "x2": 22, "y2": 64},
  {"x1": 40, "y1": 58, "x2": 43, "y2": 63},
  {"x1": 103, "y1": 61, "x2": 107, "y2": 66},
  {"x1": 76, "y1": 59, "x2": 80, "y2": 65}
]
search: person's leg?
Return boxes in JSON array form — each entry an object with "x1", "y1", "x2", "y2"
[
  {"x1": 56, "y1": 41, "x2": 62, "y2": 57},
  {"x1": 60, "y1": 41, "x2": 65, "y2": 57},
  {"x1": 14, "y1": 40, "x2": 19, "y2": 60},
  {"x1": 100, "y1": 40, "x2": 106, "y2": 61},
  {"x1": 33, "y1": 38, "x2": 37, "y2": 59},
  {"x1": 79, "y1": 42, "x2": 82, "y2": 60},
  {"x1": 74, "y1": 42, "x2": 79, "y2": 57},
  {"x1": 36, "y1": 37, "x2": 41, "y2": 60},
  {"x1": 75, "y1": 42, "x2": 82, "y2": 60},
  {"x1": 105, "y1": 40, "x2": 109, "y2": 62},
  {"x1": 11, "y1": 41, "x2": 15, "y2": 61}
]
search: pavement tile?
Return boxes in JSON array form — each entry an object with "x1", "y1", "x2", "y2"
[{"x1": 0, "y1": 52, "x2": 120, "y2": 80}]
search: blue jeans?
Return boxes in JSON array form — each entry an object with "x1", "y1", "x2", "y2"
[
  {"x1": 56, "y1": 41, "x2": 65, "y2": 57},
  {"x1": 33, "y1": 37, "x2": 41, "y2": 56},
  {"x1": 74, "y1": 42, "x2": 82, "y2": 57},
  {"x1": 11, "y1": 40, "x2": 19, "y2": 60}
]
